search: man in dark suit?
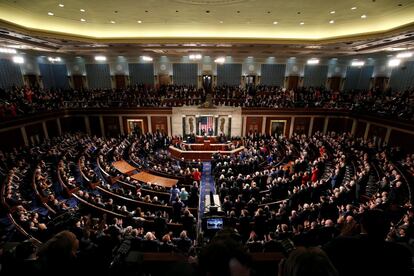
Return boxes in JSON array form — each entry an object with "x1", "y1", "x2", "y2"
[{"x1": 323, "y1": 209, "x2": 412, "y2": 276}]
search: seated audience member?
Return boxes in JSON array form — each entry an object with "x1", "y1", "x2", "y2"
[
  {"x1": 37, "y1": 231, "x2": 79, "y2": 276},
  {"x1": 198, "y1": 229, "x2": 252, "y2": 276},
  {"x1": 278, "y1": 247, "x2": 338, "y2": 276}
]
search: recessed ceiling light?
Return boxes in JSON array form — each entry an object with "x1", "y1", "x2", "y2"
[
  {"x1": 330, "y1": 10, "x2": 335, "y2": 14},
  {"x1": 361, "y1": 14, "x2": 367, "y2": 19},
  {"x1": 95, "y1": 55, "x2": 106, "y2": 61},
  {"x1": 137, "y1": 20, "x2": 142, "y2": 23},
  {"x1": 329, "y1": 20, "x2": 335, "y2": 24},
  {"x1": 214, "y1": 57, "x2": 225, "y2": 63},
  {"x1": 396, "y1": 52, "x2": 412, "y2": 58},
  {"x1": 307, "y1": 58, "x2": 320, "y2": 65},
  {"x1": 300, "y1": 22, "x2": 305, "y2": 25},
  {"x1": 58, "y1": 4, "x2": 64, "y2": 7},
  {"x1": 12, "y1": 56, "x2": 24, "y2": 64},
  {"x1": 351, "y1": 60, "x2": 364, "y2": 67},
  {"x1": 0, "y1": 47, "x2": 17, "y2": 54},
  {"x1": 351, "y1": 7, "x2": 357, "y2": 10},
  {"x1": 273, "y1": 21, "x2": 278, "y2": 25},
  {"x1": 110, "y1": 20, "x2": 116, "y2": 24},
  {"x1": 388, "y1": 59, "x2": 401, "y2": 67},
  {"x1": 142, "y1": 56, "x2": 153, "y2": 61},
  {"x1": 48, "y1": 12, "x2": 54, "y2": 16},
  {"x1": 80, "y1": 18, "x2": 86, "y2": 22},
  {"x1": 80, "y1": 9, "x2": 85, "y2": 12}
]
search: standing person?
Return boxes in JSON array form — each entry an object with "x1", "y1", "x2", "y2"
[
  {"x1": 193, "y1": 168, "x2": 201, "y2": 184},
  {"x1": 180, "y1": 187, "x2": 189, "y2": 206},
  {"x1": 170, "y1": 185, "x2": 180, "y2": 203}
]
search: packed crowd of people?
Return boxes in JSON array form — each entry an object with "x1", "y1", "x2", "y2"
[
  {"x1": 0, "y1": 130, "x2": 413, "y2": 275},
  {"x1": 0, "y1": 84, "x2": 412, "y2": 121}
]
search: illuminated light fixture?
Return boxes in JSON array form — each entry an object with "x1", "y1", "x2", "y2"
[
  {"x1": 94, "y1": 55, "x2": 107, "y2": 61},
  {"x1": 361, "y1": 14, "x2": 367, "y2": 19},
  {"x1": 48, "y1": 12, "x2": 54, "y2": 16},
  {"x1": 0, "y1": 47, "x2": 17, "y2": 54},
  {"x1": 307, "y1": 58, "x2": 320, "y2": 65},
  {"x1": 80, "y1": 9, "x2": 85, "y2": 12},
  {"x1": 387, "y1": 47, "x2": 407, "y2": 51},
  {"x1": 110, "y1": 20, "x2": 116, "y2": 24},
  {"x1": 351, "y1": 7, "x2": 357, "y2": 10},
  {"x1": 48, "y1": 57, "x2": 61, "y2": 62},
  {"x1": 142, "y1": 56, "x2": 153, "y2": 61},
  {"x1": 80, "y1": 18, "x2": 86, "y2": 22},
  {"x1": 12, "y1": 56, "x2": 24, "y2": 64},
  {"x1": 59, "y1": 4, "x2": 64, "y2": 7},
  {"x1": 273, "y1": 21, "x2": 278, "y2": 24},
  {"x1": 388, "y1": 59, "x2": 401, "y2": 67},
  {"x1": 214, "y1": 57, "x2": 225, "y2": 63},
  {"x1": 189, "y1": 54, "x2": 202, "y2": 60},
  {"x1": 300, "y1": 22, "x2": 304, "y2": 25},
  {"x1": 329, "y1": 20, "x2": 334, "y2": 24},
  {"x1": 330, "y1": 10, "x2": 335, "y2": 14},
  {"x1": 351, "y1": 60, "x2": 365, "y2": 67},
  {"x1": 137, "y1": 20, "x2": 142, "y2": 23},
  {"x1": 219, "y1": 20, "x2": 223, "y2": 23},
  {"x1": 396, "y1": 52, "x2": 412, "y2": 58}
]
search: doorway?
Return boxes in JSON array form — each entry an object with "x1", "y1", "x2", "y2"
[
  {"x1": 246, "y1": 75, "x2": 256, "y2": 85},
  {"x1": 202, "y1": 75, "x2": 212, "y2": 92},
  {"x1": 115, "y1": 75, "x2": 126, "y2": 89},
  {"x1": 72, "y1": 75, "x2": 84, "y2": 91}
]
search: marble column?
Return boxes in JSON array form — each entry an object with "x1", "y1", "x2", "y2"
[
  {"x1": 118, "y1": 116, "x2": 124, "y2": 135},
  {"x1": 308, "y1": 117, "x2": 314, "y2": 137},
  {"x1": 99, "y1": 116, "x2": 105, "y2": 137},
  {"x1": 84, "y1": 116, "x2": 91, "y2": 135},
  {"x1": 20, "y1": 127, "x2": 29, "y2": 146},
  {"x1": 289, "y1": 117, "x2": 295, "y2": 138},
  {"x1": 42, "y1": 122, "x2": 49, "y2": 139}
]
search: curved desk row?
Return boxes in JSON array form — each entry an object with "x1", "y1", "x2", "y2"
[{"x1": 169, "y1": 145, "x2": 245, "y2": 161}]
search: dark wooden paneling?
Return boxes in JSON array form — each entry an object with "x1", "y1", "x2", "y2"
[
  {"x1": 61, "y1": 117, "x2": 86, "y2": 133},
  {"x1": 368, "y1": 124, "x2": 387, "y2": 142},
  {"x1": 72, "y1": 75, "x2": 84, "y2": 90},
  {"x1": 89, "y1": 116, "x2": 101, "y2": 136},
  {"x1": 312, "y1": 117, "x2": 325, "y2": 134},
  {"x1": 46, "y1": 120, "x2": 59, "y2": 138},
  {"x1": 389, "y1": 130, "x2": 414, "y2": 152},
  {"x1": 287, "y1": 76, "x2": 299, "y2": 90},
  {"x1": 329, "y1": 77, "x2": 341, "y2": 91},
  {"x1": 151, "y1": 116, "x2": 168, "y2": 134},
  {"x1": 0, "y1": 128, "x2": 24, "y2": 150},
  {"x1": 115, "y1": 75, "x2": 126, "y2": 89},
  {"x1": 327, "y1": 117, "x2": 353, "y2": 134},
  {"x1": 293, "y1": 117, "x2": 310, "y2": 135},
  {"x1": 264, "y1": 117, "x2": 292, "y2": 136},
  {"x1": 25, "y1": 123, "x2": 44, "y2": 145},
  {"x1": 103, "y1": 116, "x2": 120, "y2": 137},
  {"x1": 355, "y1": 121, "x2": 367, "y2": 138},
  {"x1": 245, "y1": 117, "x2": 263, "y2": 135}
]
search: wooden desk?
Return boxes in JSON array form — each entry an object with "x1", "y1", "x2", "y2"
[
  {"x1": 131, "y1": 171, "x2": 178, "y2": 188},
  {"x1": 169, "y1": 145, "x2": 245, "y2": 161},
  {"x1": 112, "y1": 160, "x2": 137, "y2": 175}
]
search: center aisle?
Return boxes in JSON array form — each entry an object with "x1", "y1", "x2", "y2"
[{"x1": 198, "y1": 162, "x2": 216, "y2": 224}]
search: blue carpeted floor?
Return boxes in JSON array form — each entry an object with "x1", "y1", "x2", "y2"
[{"x1": 199, "y1": 162, "x2": 215, "y2": 218}]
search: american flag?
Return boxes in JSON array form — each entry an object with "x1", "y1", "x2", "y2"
[{"x1": 199, "y1": 116, "x2": 214, "y2": 135}]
